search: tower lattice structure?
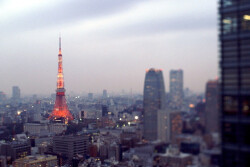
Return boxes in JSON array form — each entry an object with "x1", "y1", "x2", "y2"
[{"x1": 49, "y1": 37, "x2": 73, "y2": 122}]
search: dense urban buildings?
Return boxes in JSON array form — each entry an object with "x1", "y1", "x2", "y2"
[
  {"x1": 143, "y1": 68, "x2": 166, "y2": 141},
  {"x1": 219, "y1": 0, "x2": 250, "y2": 166},
  {"x1": 2, "y1": 1, "x2": 250, "y2": 166},
  {"x1": 169, "y1": 70, "x2": 183, "y2": 110}
]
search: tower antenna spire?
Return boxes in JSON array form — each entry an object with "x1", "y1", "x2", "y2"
[{"x1": 59, "y1": 33, "x2": 61, "y2": 54}]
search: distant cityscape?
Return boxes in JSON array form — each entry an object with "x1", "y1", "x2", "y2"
[
  {"x1": 0, "y1": 0, "x2": 250, "y2": 167},
  {"x1": 0, "y1": 51, "x2": 220, "y2": 166}
]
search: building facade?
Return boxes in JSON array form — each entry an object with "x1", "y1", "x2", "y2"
[
  {"x1": 143, "y1": 68, "x2": 166, "y2": 141},
  {"x1": 0, "y1": 141, "x2": 31, "y2": 162},
  {"x1": 53, "y1": 134, "x2": 89, "y2": 165},
  {"x1": 169, "y1": 70, "x2": 183, "y2": 110},
  {"x1": 219, "y1": 0, "x2": 250, "y2": 166},
  {"x1": 205, "y1": 80, "x2": 219, "y2": 133}
]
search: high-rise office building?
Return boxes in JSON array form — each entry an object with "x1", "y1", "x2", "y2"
[
  {"x1": 12, "y1": 86, "x2": 20, "y2": 101},
  {"x1": 170, "y1": 70, "x2": 183, "y2": 110},
  {"x1": 205, "y1": 80, "x2": 219, "y2": 133},
  {"x1": 103, "y1": 89, "x2": 108, "y2": 98},
  {"x1": 219, "y1": 1, "x2": 250, "y2": 166},
  {"x1": 143, "y1": 68, "x2": 166, "y2": 141}
]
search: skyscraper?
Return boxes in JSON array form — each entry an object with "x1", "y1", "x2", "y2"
[
  {"x1": 169, "y1": 70, "x2": 183, "y2": 110},
  {"x1": 143, "y1": 68, "x2": 166, "y2": 141},
  {"x1": 12, "y1": 86, "x2": 20, "y2": 101},
  {"x1": 49, "y1": 37, "x2": 73, "y2": 123},
  {"x1": 205, "y1": 80, "x2": 219, "y2": 133},
  {"x1": 103, "y1": 89, "x2": 108, "y2": 98},
  {"x1": 219, "y1": 1, "x2": 250, "y2": 166}
]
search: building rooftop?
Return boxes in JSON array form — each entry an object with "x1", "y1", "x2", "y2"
[{"x1": 14, "y1": 155, "x2": 57, "y2": 163}]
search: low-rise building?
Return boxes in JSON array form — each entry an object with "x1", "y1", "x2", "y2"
[
  {"x1": 13, "y1": 155, "x2": 57, "y2": 167},
  {"x1": 53, "y1": 134, "x2": 89, "y2": 166}
]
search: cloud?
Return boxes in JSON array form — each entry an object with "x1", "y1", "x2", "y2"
[{"x1": 0, "y1": 0, "x2": 147, "y2": 34}]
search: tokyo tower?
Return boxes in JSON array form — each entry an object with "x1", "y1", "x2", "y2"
[{"x1": 49, "y1": 37, "x2": 73, "y2": 122}]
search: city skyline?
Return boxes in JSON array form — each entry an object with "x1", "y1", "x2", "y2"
[{"x1": 0, "y1": 0, "x2": 218, "y2": 95}]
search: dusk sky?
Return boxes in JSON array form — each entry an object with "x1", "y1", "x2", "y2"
[{"x1": 0, "y1": 0, "x2": 218, "y2": 96}]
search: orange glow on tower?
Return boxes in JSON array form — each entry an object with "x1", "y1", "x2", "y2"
[{"x1": 49, "y1": 37, "x2": 73, "y2": 122}]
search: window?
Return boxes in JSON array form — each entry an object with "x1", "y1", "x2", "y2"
[
  {"x1": 241, "y1": 11, "x2": 250, "y2": 32},
  {"x1": 240, "y1": 0, "x2": 250, "y2": 5},
  {"x1": 222, "y1": 123, "x2": 237, "y2": 143},
  {"x1": 241, "y1": 150, "x2": 250, "y2": 166},
  {"x1": 241, "y1": 68, "x2": 250, "y2": 91},
  {"x1": 222, "y1": 41, "x2": 238, "y2": 62},
  {"x1": 223, "y1": 96, "x2": 238, "y2": 115},
  {"x1": 222, "y1": 14, "x2": 237, "y2": 34},
  {"x1": 223, "y1": 0, "x2": 238, "y2": 7},
  {"x1": 240, "y1": 39, "x2": 250, "y2": 62},
  {"x1": 242, "y1": 96, "x2": 250, "y2": 116},
  {"x1": 223, "y1": 69, "x2": 238, "y2": 90},
  {"x1": 223, "y1": 149, "x2": 238, "y2": 166}
]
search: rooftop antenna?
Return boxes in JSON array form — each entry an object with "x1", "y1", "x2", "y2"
[{"x1": 59, "y1": 33, "x2": 61, "y2": 54}]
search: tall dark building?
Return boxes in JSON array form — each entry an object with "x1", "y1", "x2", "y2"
[
  {"x1": 219, "y1": 0, "x2": 250, "y2": 166},
  {"x1": 143, "y1": 68, "x2": 166, "y2": 141},
  {"x1": 102, "y1": 105, "x2": 109, "y2": 117},
  {"x1": 205, "y1": 80, "x2": 219, "y2": 133},
  {"x1": 169, "y1": 70, "x2": 183, "y2": 110}
]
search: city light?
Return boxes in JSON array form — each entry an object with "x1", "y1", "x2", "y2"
[
  {"x1": 17, "y1": 110, "x2": 21, "y2": 115},
  {"x1": 244, "y1": 15, "x2": 250, "y2": 20},
  {"x1": 189, "y1": 104, "x2": 195, "y2": 108}
]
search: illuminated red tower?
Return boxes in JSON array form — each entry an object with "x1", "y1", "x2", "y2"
[{"x1": 49, "y1": 37, "x2": 73, "y2": 122}]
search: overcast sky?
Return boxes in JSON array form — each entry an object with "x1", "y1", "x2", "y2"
[{"x1": 0, "y1": 0, "x2": 218, "y2": 96}]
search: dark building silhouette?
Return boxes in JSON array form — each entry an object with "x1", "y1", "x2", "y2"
[
  {"x1": 143, "y1": 68, "x2": 166, "y2": 141},
  {"x1": 219, "y1": 0, "x2": 250, "y2": 166},
  {"x1": 102, "y1": 105, "x2": 109, "y2": 117},
  {"x1": 170, "y1": 70, "x2": 183, "y2": 109},
  {"x1": 205, "y1": 80, "x2": 219, "y2": 133}
]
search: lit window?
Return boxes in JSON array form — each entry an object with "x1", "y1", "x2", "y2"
[
  {"x1": 242, "y1": 12, "x2": 250, "y2": 31},
  {"x1": 223, "y1": 15, "x2": 237, "y2": 34}
]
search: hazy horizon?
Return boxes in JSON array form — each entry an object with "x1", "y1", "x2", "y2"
[{"x1": 0, "y1": 0, "x2": 218, "y2": 96}]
